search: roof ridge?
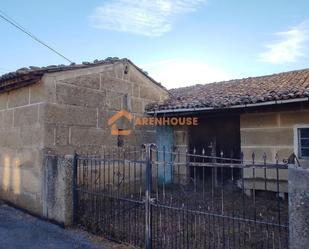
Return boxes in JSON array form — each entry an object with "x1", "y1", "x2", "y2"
[
  {"x1": 0, "y1": 57, "x2": 169, "y2": 93},
  {"x1": 0, "y1": 57, "x2": 125, "y2": 80}
]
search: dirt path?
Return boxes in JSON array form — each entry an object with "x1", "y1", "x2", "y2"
[{"x1": 0, "y1": 202, "x2": 130, "y2": 249}]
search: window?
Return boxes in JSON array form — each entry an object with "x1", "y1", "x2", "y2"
[
  {"x1": 297, "y1": 128, "x2": 309, "y2": 159},
  {"x1": 117, "y1": 129, "x2": 124, "y2": 147}
]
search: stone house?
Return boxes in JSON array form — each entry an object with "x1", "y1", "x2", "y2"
[
  {"x1": 147, "y1": 68, "x2": 309, "y2": 193},
  {"x1": 1, "y1": 58, "x2": 308, "y2": 223},
  {"x1": 0, "y1": 58, "x2": 169, "y2": 221}
]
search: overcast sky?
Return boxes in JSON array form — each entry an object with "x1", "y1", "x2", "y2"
[{"x1": 1, "y1": 0, "x2": 309, "y2": 89}]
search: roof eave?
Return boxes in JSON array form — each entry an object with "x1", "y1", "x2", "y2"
[
  {"x1": 0, "y1": 74, "x2": 43, "y2": 93},
  {"x1": 146, "y1": 97, "x2": 309, "y2": 114}
]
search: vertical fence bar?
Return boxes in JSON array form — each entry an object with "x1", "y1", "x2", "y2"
[
  {"x1": 275, "y1": 153, "x2": 281, "y2": 226},
  {"x1": 72, "y1": 152, "x2": 78, "y2": 224},
  {"x1": 145, "y1": 144, "x2": 153, "y2": 249},
  {"x1": 263, "y1": 152, "x2": 270, "y2": 249}
]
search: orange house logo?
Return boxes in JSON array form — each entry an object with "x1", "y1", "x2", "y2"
[
  {"x1": 108, "y1": 109, "x2": 198, "y2": 135},
  {"x1": 108, "y1": 110, "x2": 133, "y2": 136}
]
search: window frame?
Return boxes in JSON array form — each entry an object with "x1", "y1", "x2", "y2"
[{"x1": 294, "y1": 125, "x2": 309, "y2": 160}]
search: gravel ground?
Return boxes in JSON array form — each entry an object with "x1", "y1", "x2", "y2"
[{"x1": 0, "y1": 201, "x2": 131, "y2": 249}]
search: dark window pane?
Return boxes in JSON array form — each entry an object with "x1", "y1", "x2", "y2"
[
  {"x1": 300, "y1": 128, "x2": 309, "y2": 138},
  {"x1": 301, "y1": 139, "x2": 309, "y2": 147},
  {"x1": 301, "y1": 148, "x2": 309, "y2": 157},
  {"x1": 117, "y1": 129, "x2": 124, "y2": 147}
]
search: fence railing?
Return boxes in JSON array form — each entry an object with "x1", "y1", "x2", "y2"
[{"x1": 73, "y1": 144, "x2": 289, "y2": 249}]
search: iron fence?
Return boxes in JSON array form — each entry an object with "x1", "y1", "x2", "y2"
[{"x1": 73, "y1": 144, "x2": 289, "y2": 249}]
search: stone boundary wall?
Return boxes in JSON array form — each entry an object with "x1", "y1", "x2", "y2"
[
  {"x1": 42, "y1": 154, "x2": 74, "y2": 225},
  {"x1": 289, "y1": 165, "x2": 309, "y2": 249}
]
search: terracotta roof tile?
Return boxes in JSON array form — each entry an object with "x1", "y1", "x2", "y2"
[{"x1": 147, "y1": 68, "x2": 309, "y2": 112}]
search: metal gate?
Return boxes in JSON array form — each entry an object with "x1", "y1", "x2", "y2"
[{"x1": 73, "y1": 144, "x2": 289, "y2": 249}]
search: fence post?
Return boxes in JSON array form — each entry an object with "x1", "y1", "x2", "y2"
[
  {"x1": 288, "y1": 164, "x2": 309, "y2": 249},
  {"x1": 72, "y1": 152, "x2": 78, "y2": 224},
  {"x1": 145, "y1": 144, "x2": 153, "y2": 249}
]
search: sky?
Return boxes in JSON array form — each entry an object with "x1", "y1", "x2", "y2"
[{"x1": 1, "y1": 0, "x2": 309, "y2": 89}]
